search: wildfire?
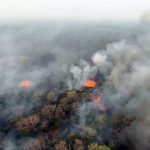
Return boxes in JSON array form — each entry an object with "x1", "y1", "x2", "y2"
[
  {"x1": 20, "y1": 80, "x2": 32, "y2": 87},
  {"x1": 92, "y1": 95, "x2": 106, "y2": 112},
  {"x1": 84, "y1": 80, "x2": 96, "y2": 88}
]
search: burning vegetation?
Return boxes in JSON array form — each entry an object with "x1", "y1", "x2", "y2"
[
  {"x1": 0, "y1": 48, "x2": 141, "y2": 150},
  {"x1": 1, "y1": 23, "x2": 149, "y2": 150},
  {"x1": 84, "y1": 80, "x2": 96, "y2": 88},
  {"x1": 0, "y1": 79, "x2": 135, "y2": 150}
]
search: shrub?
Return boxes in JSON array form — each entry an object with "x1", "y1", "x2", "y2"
[
  {"x1": 88, "y1": 143, "x2": 111, "y2": 150},
  {"x1": 17, "y1": 114, "x2": 40, "y2": 133},
  {"x1": 41, "y1": 105, "x2": 56, "y2": 119}
]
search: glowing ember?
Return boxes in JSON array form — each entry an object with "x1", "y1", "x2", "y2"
[
  {"x1": 20, "y1": 80, "x2": 31, "y2": 87},
  {"x1": 92, "y1": 95, "x2": 106, "y2": 112},
  {"x1": 84, "y1": 80, "x2": 96, "y2": 88}
]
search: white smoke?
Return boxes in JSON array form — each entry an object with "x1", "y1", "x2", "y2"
[
  {"x1": 70, "y1": 59, "x2": 97, "y2": 89},
  {"x1": 70, "y1": 29, "x2": 150, "y2": 149}
]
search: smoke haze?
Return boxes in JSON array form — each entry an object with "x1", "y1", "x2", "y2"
[{"x1": 0, "y1": 21, "x2": 150, "y2": 149}]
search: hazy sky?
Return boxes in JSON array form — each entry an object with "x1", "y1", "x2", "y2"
[{"x1": 0, "y1": 0, "x2": 150, "y2": 22}]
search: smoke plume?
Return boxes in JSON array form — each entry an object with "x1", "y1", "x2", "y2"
[{"x1": 0, "y1": 22, "x2": 149, "y2": 149}]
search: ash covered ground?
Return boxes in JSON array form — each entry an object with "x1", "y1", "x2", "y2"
[{"x1": 0, "y1": 21, "x2": 150, "y2": 150}]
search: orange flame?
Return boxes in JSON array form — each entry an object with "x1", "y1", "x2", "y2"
[
  {"x1": 84, "y1": 80, "x2": 96, "y2": 88},
  {"x1": 20, "y1": 80, "x2": 31, "y2": 87}
]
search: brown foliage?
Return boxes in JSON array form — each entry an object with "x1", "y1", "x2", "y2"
[
  {"x1": 113, "y1": 115, "x2": 122, "y2": 129},
  {"x1": 73, "y1": 139, "x2": 84, "y2": 150},
  {"x1": 123, "y1": 116, "x2": 135, "y2": 126},
  {"x1": 55, "y1": 105, "x2": 65, "y2": 119},
  {"x1": 55, "y1": 141, "x2": 68, "y2": 150},
  {"x1": 17, "y1": 114, "x2": 40, "y2": 132},
  {"x1": 113, "y1": 114, "x2": 135, "y2": 129},
  {"x1": 41, "y1": 105, "x2": 56, "y2": 119},
  {"x1": 47, "y1": 91, "x2": 56, "y2": 101},
  {"x1": 71, "y1": 103, "x2": 80, "y2": 113},
  {"x1": 59, "y1": 101, "x2": 70, "y2": 112},
  {"x1": 48, "y1": 129, "x2": 60, "y2": 139},
  {"x1": 40, "y1": 119, "x2": 49, "y2": 131},
  {"x1": 67, "y1": 91, "x2": 79, "y2": 100},
  {"x1": 26, "y1": 138, "x2": 46, "y2": 150},
  {"x1": 60, "y1": 97, "x2": 70, "y2": 105}
]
